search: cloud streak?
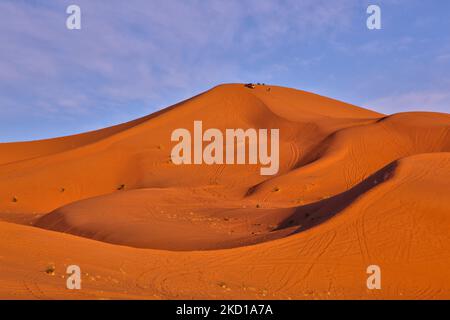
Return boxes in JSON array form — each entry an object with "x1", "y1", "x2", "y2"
[
  {"x1": 0, "y1": 0, "x2": 448, "y2": 141},
  {"x1": 366, "y1": 90, "x2": 450, "y2": 114}
]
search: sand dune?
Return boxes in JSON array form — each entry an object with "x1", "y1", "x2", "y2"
[{"x1": 1, "y1": 84, "x2": 449, "y2": 299}]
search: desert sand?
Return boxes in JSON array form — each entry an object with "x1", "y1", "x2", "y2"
[{"x1": 0, "y1": 84, "x2": 449, "y2": 299}]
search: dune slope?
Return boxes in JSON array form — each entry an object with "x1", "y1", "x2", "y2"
[{"x1": 1, "y1": 84, "x2": 449, "y2": 299}]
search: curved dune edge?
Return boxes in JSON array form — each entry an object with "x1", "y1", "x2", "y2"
[
  {"x1": 0, "y1": 84, "x2": 449, "y2": 299},
  {"x1": 34, "y1": 152, "x2": 449, "y2": 252},
  {"x1": 1, "y1": 153, "x2": 450, "y2": 299},
  {"x1": 0, "y1": 84, "x2": 383, "y2": 215},
  {"x1": 34, "y1": 109, "x2": 450, "y2": 251}
]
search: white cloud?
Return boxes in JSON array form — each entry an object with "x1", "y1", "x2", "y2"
[
  {"x1": 365, "y1": 91, "x2": 450, "y2": 114},
  {"x1": 0, "y1": 0, "x2": 359, "y2": 119},
  {"x1": 0, "y1": 0, "x2": 448, "y2": 141}
]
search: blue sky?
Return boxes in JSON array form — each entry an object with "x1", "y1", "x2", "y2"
[{"x1": 0, "y1": 0, "x2": 449, "y2": 142}]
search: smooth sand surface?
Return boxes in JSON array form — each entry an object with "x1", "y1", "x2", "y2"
[{"x1": 0, "y1": 84, "x2": 449, "y2": 299}]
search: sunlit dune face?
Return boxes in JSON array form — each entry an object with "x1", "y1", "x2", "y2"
[{"x1": 1, "y1": 84, "x2": 449, "y2": 299}]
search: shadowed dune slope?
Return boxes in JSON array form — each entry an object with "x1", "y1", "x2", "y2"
[
  {"x1": 247, "y1": 112, "x2": 450, "y2": 204},
  {"x1": 0, "y1": 84, "x2": 382, "y2": 215},
  {"x1": 1, "y1": 83, "x2": 449, "y2": 299},
  {"x1": 2, "y1": 153, "x2": 450, "y2": 299}
]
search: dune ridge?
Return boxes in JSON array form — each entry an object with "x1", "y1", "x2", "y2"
[{"x1": 0, "y1": 84, "x2": 449, "y2": 299}]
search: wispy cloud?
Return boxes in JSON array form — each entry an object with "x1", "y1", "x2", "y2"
[
  {"x1": 365, "y1": 90, "x2": 450, "y2": 114},
  {"x1": 0, "y1": 0, "x2": 356, "y2": 114},
  {"x1": 0, "y1": 0, "x2": 449, "y2": 141}
]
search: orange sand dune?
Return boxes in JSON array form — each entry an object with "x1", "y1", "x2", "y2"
[{"x1": 0, "y1": 84, "x2": 449, "y2": 299}]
